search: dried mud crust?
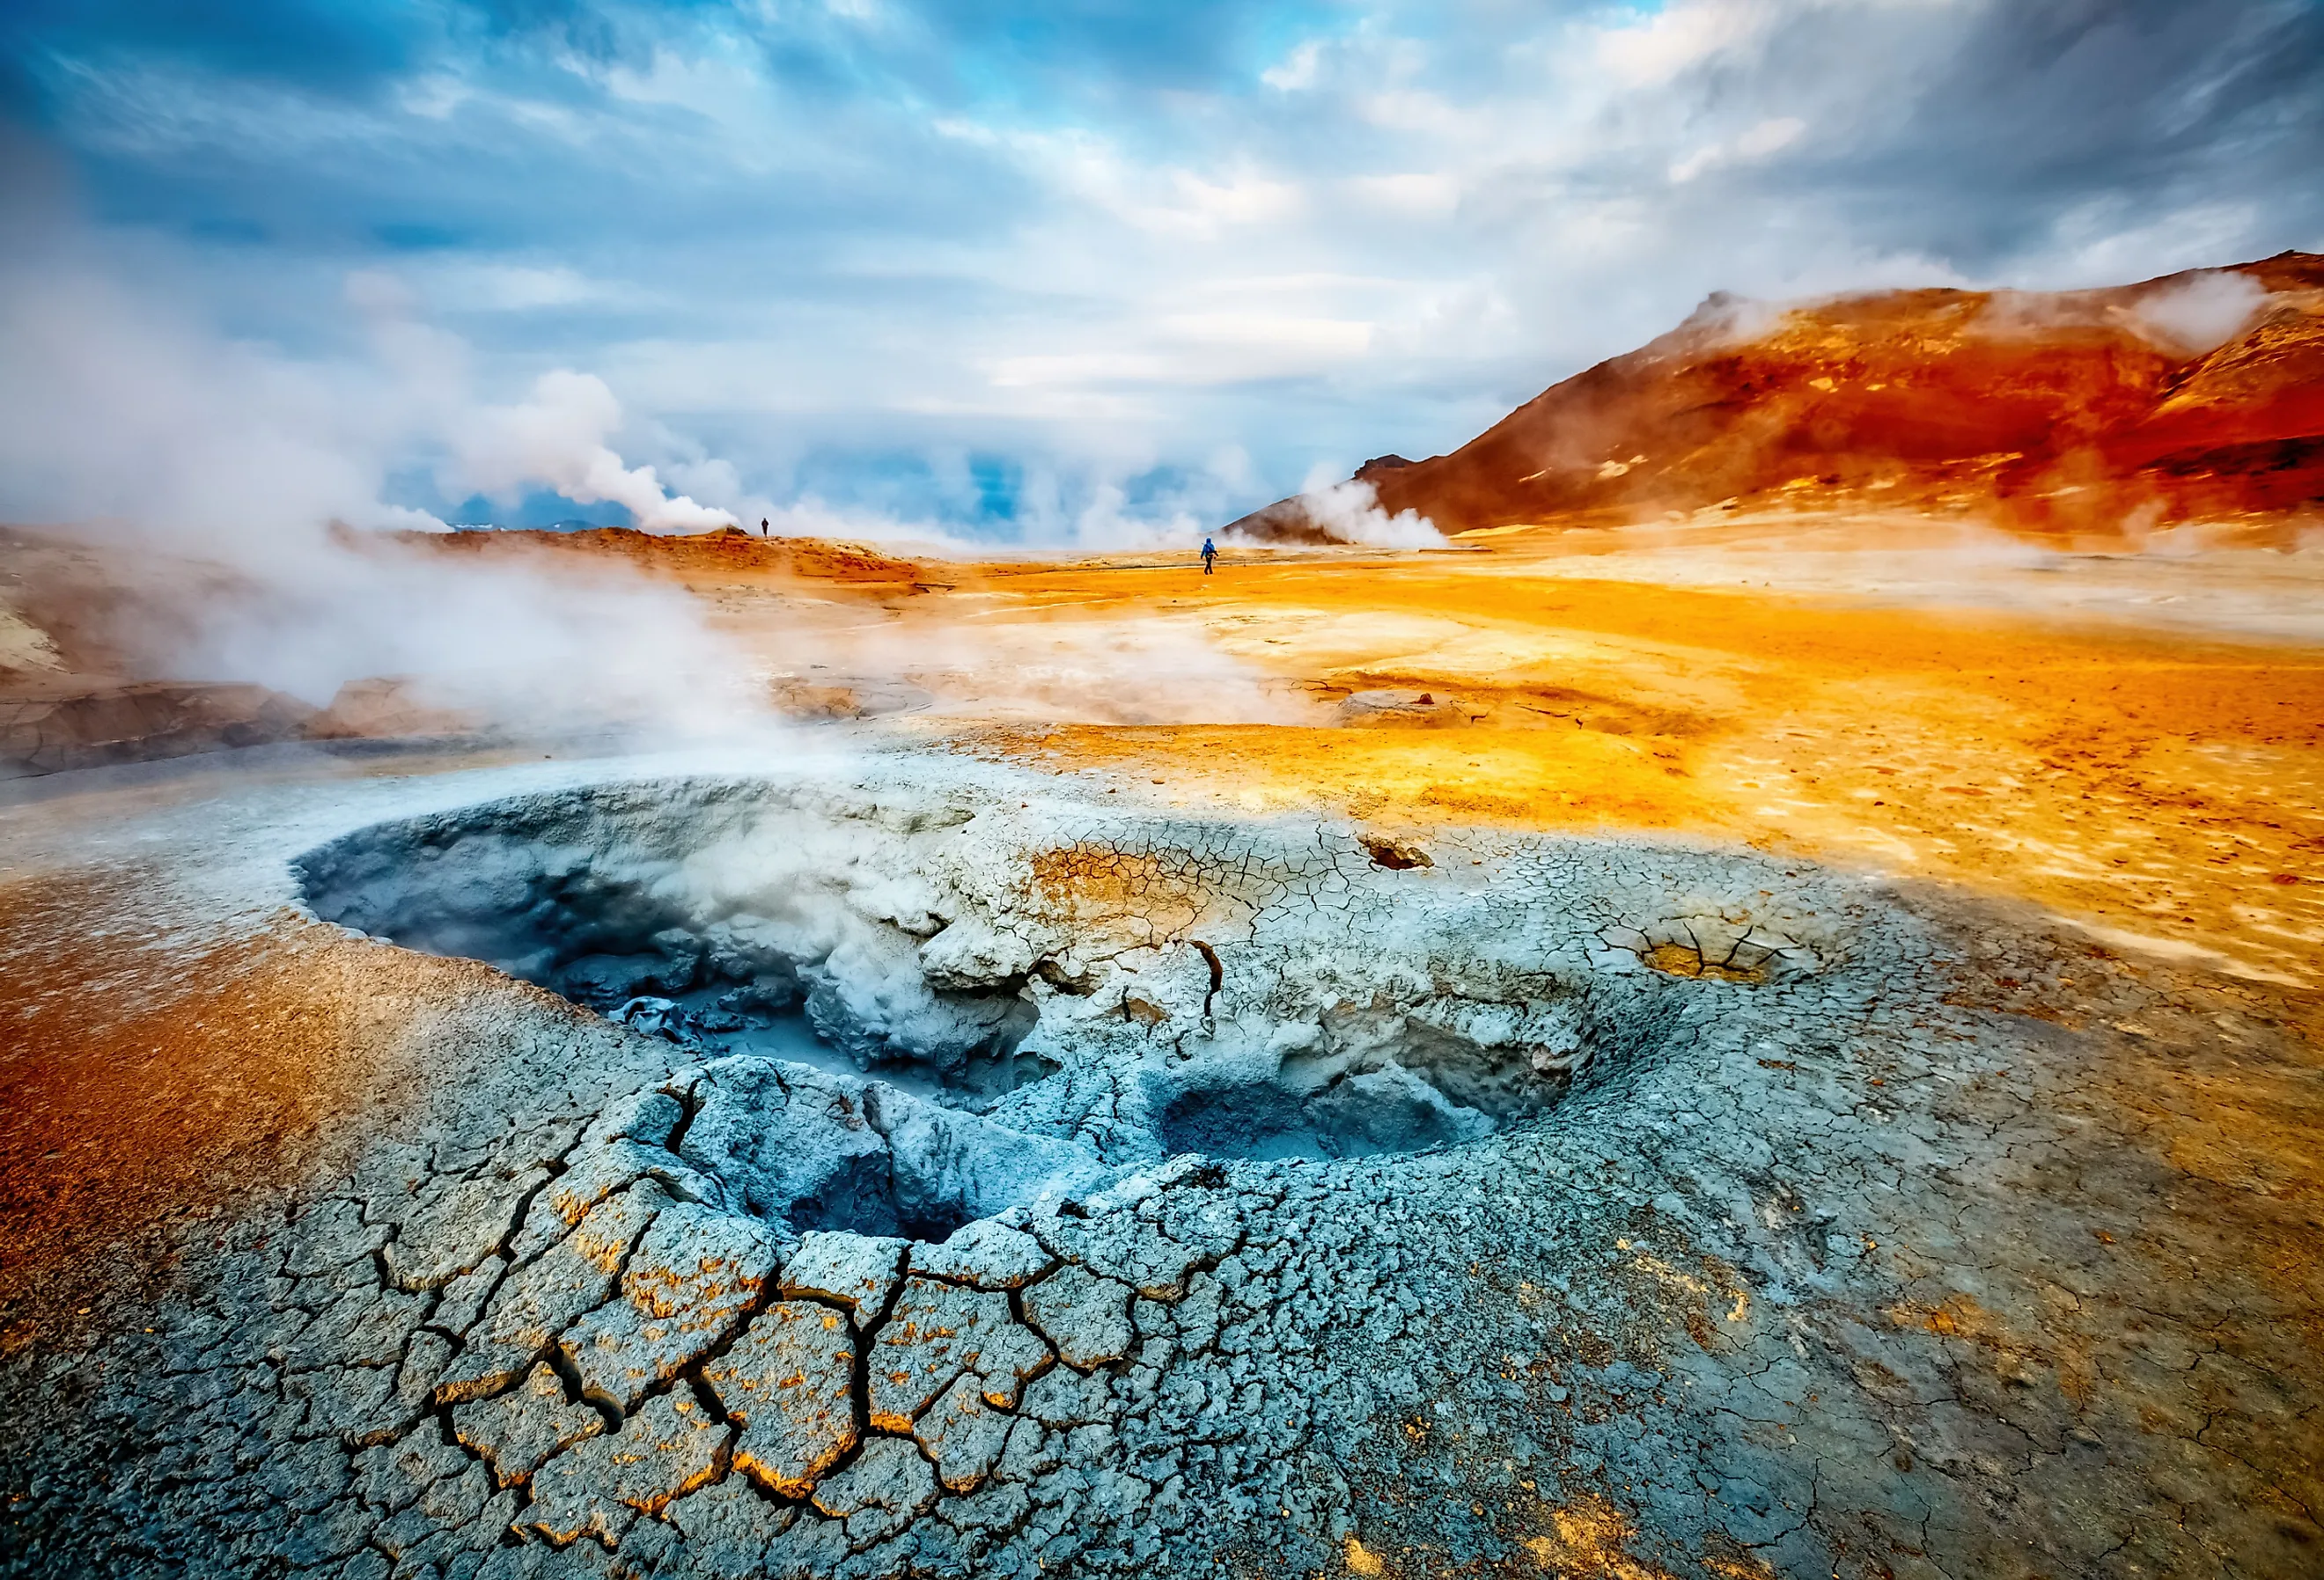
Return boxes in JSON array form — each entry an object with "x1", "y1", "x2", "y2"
[{"x1": 1, "y1": 772, "x2": 2319, "y2": 1580}]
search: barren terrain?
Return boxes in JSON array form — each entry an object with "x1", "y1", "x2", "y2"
[
  {"x1": 3, "y1": 258, "x2": 2320, "y2": 1580},
  {"x1": 438, "y1": 517, "x2": 2321, "y2": 994},
  {"x1": 2, "y1": 511, "x2": 2320, "y2": 1580}
]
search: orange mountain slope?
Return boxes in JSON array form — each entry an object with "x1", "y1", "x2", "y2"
[{"x1": 1230, "y1": 252, "x2": 2324, "y2": 541}]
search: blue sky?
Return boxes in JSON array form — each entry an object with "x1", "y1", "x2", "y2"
[{"x1": 2, "y1": 0, "x2": 2320, "y2": 544}]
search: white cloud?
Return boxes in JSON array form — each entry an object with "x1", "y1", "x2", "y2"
[
  {"x1": 1262, "y1": 40, "x2": 1324, "y2": 92},
  {"x1": 1596, "y1": 0, "x2": 1777, "y2": 88},
  {"x1": 1345, "y1": 172, "x2": 1461, "y2": 216},
  {"x1": 423, "y1": 262, "x2": 636, "y2": 312},
  {"x1": 2033, "y1": 199, "x2": 2270, "y2": 290},
  {"x1": 10, "y1": 0, "x2": 2319, "y2": 546},
  {"x1": 396, "y1": 73, "x2": 474, "y2": 121},
  {"x1": 1159, "y1": 312, "x2": 1373, "y2": 356},
  {"x1": 1671, "y1": 115, "x2": 1807, "y2": 182}
]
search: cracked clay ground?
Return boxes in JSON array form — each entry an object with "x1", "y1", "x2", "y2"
[{"x1": 0, "y1": 739, "x2": 2318, "y2": 1580}]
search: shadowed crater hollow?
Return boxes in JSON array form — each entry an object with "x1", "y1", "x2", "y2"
[{"x1": 295, "y1": 780, "x2": 1054, "y2": 1111}]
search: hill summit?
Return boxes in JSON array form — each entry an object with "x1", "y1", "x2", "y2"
[{"x1": 1229, "y1": 252, "x2": 2324, "y2": 542}]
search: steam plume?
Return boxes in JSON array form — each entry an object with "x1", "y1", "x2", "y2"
[
  {"x1": 0, "y1": 206, "x2": 764, "y2": 739},
  {"x1": 451, "y1": 371, "x2": 737, "y2": 534}
]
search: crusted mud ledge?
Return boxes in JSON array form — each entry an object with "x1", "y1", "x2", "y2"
[{"x1": 0, "y1": 753, "x2": 2319, "y2": 1580}]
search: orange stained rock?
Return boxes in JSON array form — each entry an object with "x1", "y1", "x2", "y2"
[
  {"x1": 1642, "y1": 944, "x2": 1767, "y2": 983},
  {"x1": 703, "y1": 1299, "x2": 858, "y2": 1496},
  {"x1": 1520, "y1": 1492, "x2": 1680, "y2": 1578},
  {"x1": 403, "y1": 524, "x2": 926, "y2": 590},
  {"x1": 1026, "y1": 845, "x2": 1210, "y2": 935}
]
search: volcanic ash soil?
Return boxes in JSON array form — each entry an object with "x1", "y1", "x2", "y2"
[{"x1": 0, "y1": 762, "x2": 2318, "y2": 1580}]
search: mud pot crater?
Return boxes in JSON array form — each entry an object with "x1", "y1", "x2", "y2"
[
  {"x1": 199, "y1": 770, "x2": 1874, "y2": 1572},
  {"x1": 296, "y1": 777, "x2": 1827, "y2": 1247}
]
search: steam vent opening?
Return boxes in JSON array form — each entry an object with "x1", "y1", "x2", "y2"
[{"x1": 298, "y1": 778, "x2": 1778, "y2": 1244}]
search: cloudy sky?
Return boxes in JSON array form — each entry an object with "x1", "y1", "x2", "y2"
[{"x1": 2, "y1": 0, "x2": 2320, "y2": 546}]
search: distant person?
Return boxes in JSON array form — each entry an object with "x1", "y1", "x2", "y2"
[
  {"x1": 1201, "y1": 536, "x2": 1217, "y2": 575},
  {"x1": 760, "y1": 518, "x2": 769, "y2": 536}
]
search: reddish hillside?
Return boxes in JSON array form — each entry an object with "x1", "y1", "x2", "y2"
[
  {"x1": 396, "y1": 525, "x2": 925, "y2": 584},
  {"x1": 1230, "y1": 252, "x2": 2324, "y2": 541}
]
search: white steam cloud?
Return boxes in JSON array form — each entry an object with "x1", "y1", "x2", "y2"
[
  {"x1": 451, "y1": 370, "x2": 737, "y2": 534},
  {"x1": 1295, "y1": 472, "x2": 1445, "y2": 548},
  {"x1": 0, "y1": 209, "x2": 766, "y2": 739},
  {"x1": 2128, "y1": 270, "x2": 2269, "y2": 355},
  {"x1": 778, "y1": 614, "x2": 1311, "y2": 727}
]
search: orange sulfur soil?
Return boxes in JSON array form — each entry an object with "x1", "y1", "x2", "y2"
[
  {"x1": 371, "y1": 516, "x2": 2324, "y2": 987},
  {"x1": 906, "y1": 542, "x2": 2324, "y2": 991},
  {"x1": 0, "y1": 871, "x2": 349, "y2": 1350}
]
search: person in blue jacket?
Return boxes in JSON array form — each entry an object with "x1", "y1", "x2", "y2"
[{"x1": 1201, "y1": 536, "x2": 1217, "y2": 575}]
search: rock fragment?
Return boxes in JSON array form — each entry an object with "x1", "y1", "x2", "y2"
[
  {"x1": 282, "y1": 1198, "x2": 389, "y2": 1282},
  {"x1": 352, "y1": 1423, "x2": 473, "y2": 1518},
  {"x1": 430, "y1": 1260, "x2": 503, "y2": 1338},
  {"x1": 510, "y1": 1094, "x2": 717, "y2": 1263},
  {"x1": 666, "y1": 1474, "x2": 798, "y2": 1578},
  {"x1": 866, "y1": 1277, "x2": 1051, "y2": 1431},
  {"x1": 1335, "y1": 689, "x2": 1470, "y2": 729},
  {"x1": 285, "y1": 1359, "x2": 401, "y2": 1444},
  {"x1": 702, "y1": 1300, "x2": 859, "y2": 1497},
  {"x1": 1022, "y1": 1264, "x2": 1136, "y2": 1370},
  {"x1": 526, "y1": 1388, "x2": 729, "y2": 1546},
  {"x1": 375, "y1": 1459, "x2": 499, "y2": 1566},
  {"x1": 779, "y1": 1231, "x2": 909, "y2": 1328},
  {"x1": 383, "y1": 1167, "x2": 546, "y2": 1290},
  {"x1": 909, "y1": 1219, "x2": 1056, "y2": 1290},
  {"x1": 438, "y1": 1185, "x2": 665, "y2": 1404},
  {"x1": 1018, "y1": 1363, "x2": 1118, "y2": 1429},
  {"x1": 914, "y1": 1372, "x2": 1013, "y2": 1492},
  {"x1": 808, "y1": 1436, "x2": 938, "y2": 1550},
  {"x1": 563, "y1": 1203, "x2": 780, "y2": 1411},
  {"x1": 451, "y1": 1363, "x2": 607, "y2": 1488},
  {"x1": 1032, "y1": 1186, "x2": 1240, "y2": 1301},
  {"x1": 285, "y1": 1283, "x2": 428, "y2": 1373}
]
